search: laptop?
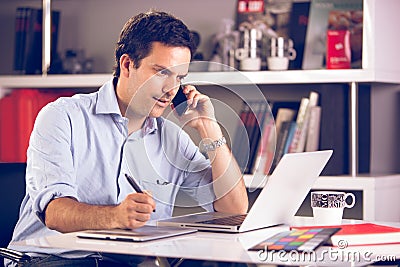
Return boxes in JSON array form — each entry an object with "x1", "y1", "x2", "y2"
[
  {"x1": 157, "y1": 150, "x2": 333, "y2": 233},
  {"x1": 76, "y1": 225, "x2": 197, "y2": 242}
]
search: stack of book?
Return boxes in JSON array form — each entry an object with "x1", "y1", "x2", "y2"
[
  {"x1": 13, "y1": 7, "x2": 60, "y2": 74},
  {"x1": 233, "y1": 91, "x2": 322, "y2": 176},
  {"x1": 232, "y1": 100, "x2": 273, "y2": 175},
  {"x1": 292, "y1": 223, "x2": 400, "y2": 247}
]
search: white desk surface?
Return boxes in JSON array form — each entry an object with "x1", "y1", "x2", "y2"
[{"x1": 13, "y1": 217, "x2": 400, "y2": 267}]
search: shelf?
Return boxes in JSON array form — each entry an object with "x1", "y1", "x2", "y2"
[
  {"x1": 187, "y1": 69, "x2": 399, "y2": 85},
  {"x1": 0, "y1": 74, "x2": 112, "y2": 89},
  {"x1": 244, "y1": 174, "x2": 400, "y2": 190},
  {"x1": 0, "y1": 69, "x2": 399, "y2": 89}
]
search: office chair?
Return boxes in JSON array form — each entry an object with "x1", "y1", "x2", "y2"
[
  {"x1": 0, "y1": 163, "x2": 31, "y2": 264},
  {"x1": 0, "y1": 248, "x2": 31, "y2": 263}
]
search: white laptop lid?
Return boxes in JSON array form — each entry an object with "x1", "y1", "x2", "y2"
[
  {"x1": 239, "y1": 150, "x2": 333, "y2": 232},
  {"x1": 158, "y1": 150, "x2": 333, "y2": 233}
]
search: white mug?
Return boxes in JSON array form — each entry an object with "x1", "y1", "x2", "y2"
[{"x1": 311, "y1": 191, "x2": 355, "y2": 225}]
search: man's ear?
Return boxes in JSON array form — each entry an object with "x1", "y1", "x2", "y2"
[{"x1": 120, "y1": 54, "x2": 132, "y2": 77}]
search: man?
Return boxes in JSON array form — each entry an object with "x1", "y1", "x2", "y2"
[{"x1": 7, "y1": 10, "x2": 248, "y2": 266}]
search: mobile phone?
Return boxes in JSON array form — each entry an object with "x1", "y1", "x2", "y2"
[{"x1": 172, "y1": 84, "x2": 189, "y2": 116}]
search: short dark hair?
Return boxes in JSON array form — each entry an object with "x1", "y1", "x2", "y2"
[{"x1": 113, "y1": 10, "x2": 197, "y2": 77}]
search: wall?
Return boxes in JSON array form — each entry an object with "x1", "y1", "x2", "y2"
[{"x1": 370, "y1": 83, "x2": 400, "y2": 174}]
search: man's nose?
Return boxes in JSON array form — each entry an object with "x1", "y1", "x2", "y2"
[{"x1": 162, "y1": 81, "x2": 180, "y2": 94}]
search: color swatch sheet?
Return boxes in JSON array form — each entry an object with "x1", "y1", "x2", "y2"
[{"x1": 249, "y1": 227, "x2": 340, "y2": 252}]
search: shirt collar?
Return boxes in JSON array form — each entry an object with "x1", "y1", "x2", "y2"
[
  {"x1": 96, "y1": 77, "x2": 158, "y2": 136},
  {"x1": 143, "y1": 117, "x2": 158, "y2": 136},
  {"x1": 95, "y1": 77, "x2": 122, "y2": 115}
]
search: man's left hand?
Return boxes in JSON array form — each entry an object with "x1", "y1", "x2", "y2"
[{"x1": 176, "y1": 85, "x2": 216, "y2": 130}]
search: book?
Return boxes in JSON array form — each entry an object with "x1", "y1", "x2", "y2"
[
  {"x1": 245, "y1": 101, "x2": 265, "y2": 174},
  {"x1": 293, "y1": 223, "x2": 400, "y2": 247},
  {"x1": 22, "y1": 8, "x2": 42, "y2": 74},
  {"x1": 288, "y1": 1, "x2": 311, "y2": 70},
  {"x1": 266, "y1": 106, "x2": 297, "y2": 174},
  {"x1": 232, "y1": 102, "x2": 252, "y2": 173},
  {"x1": 252, "y1": 107, "x2": 274, "y2": 175},
  {"x1": 296, "y1": 91, "x2": 319, "y2": 152},
  {"x1": 236, "y1": 0, "x2": 265, "y2": 28},
  {"x1": 270, "y1": 120, "x2": 296, "y2": 173},
  {"x1": 287, "y1": 97, "x2": 309, "y2": 153},
  {"x1": 247, "y1": 101, "x2": 270, "y2": 174},
  {"x1": 302, "y1": 0, "x2": 362, "y2": 70},
  {"x1": 331, "y1": 223, "x2": 400, "y2": 246},
  {"x1": 48, "y1": 10, "x2": 61, "y2": 74},
  {"x1": 232, "y1": 100, "x2": 271, "y2": 174},
  {"x1": 274, "y1": 107, "x2": 297, "y2": 134},
  {"x1": 305, "y1": 106, "x2": 322, "y2": 152},
  {"x1": 13, "y1": 7, "x2": 29, "y2": 73},
  {"x1": 288, "y1": 91, "x2": 319, "y2": 153},
  {"x1": 264, "y1": 0, "x2": 293, "y2": 38},
  {"x1": 252, "y1": 101, "x2": 298, "y2": 176},
  {"x1": 282, "y1": 121, "x2": 296, "y2": 156},
  {"x1": 18, "y1": 8, "x2": 60, "y2": 74},
  {"x1": 271, "y1": 101, "x2": 300, "y2": 119}
]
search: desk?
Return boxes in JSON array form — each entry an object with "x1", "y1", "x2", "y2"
[{"x1": 12, "y1": 218, "x2": 400, "y2": 267}]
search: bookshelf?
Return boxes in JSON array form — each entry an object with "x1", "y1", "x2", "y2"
[
  {"x1": 1, "y1": 69, "x2": 399, "y2": 175},
  {"x1": 0, "y1": 0, "x2": 399, "y2": 221}
]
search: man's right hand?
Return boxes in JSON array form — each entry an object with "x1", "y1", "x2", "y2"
[
  {"x1": 45, "y1": 193, "x2": 156, "y2": 233},
  {"x1": 115, "y1": 192, "x2": 156, "y2": 229}
]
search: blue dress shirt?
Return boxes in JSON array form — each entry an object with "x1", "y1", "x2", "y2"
[{"x1": 8, "y1": 78, "x2": 214, "y2": 258}]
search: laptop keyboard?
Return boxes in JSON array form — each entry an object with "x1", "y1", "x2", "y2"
[{"x1": 197, "y1": 214, "x2": 247, "y2": 226}]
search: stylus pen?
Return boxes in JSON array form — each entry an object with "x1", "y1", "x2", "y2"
[
  {"x1": 125, "y1": 173, "x2": 143, "y2": 193},
  {"x1": 125, "y1": 173, "x2": 155, "y2": 212}
]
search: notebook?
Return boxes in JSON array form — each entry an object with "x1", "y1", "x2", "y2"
[
  {"x1": 157, "y1": 150, "x2": 333, "y2": 233},
  {"x1": 76, "y1": 225, "x2": 197, "y2": 242}
]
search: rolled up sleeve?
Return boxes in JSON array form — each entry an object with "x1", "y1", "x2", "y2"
[{"x1": 26, "y1": 102, "x2": 78, "y2": 223}]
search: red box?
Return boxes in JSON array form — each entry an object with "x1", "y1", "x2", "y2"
[
  {"x1": 326, "y1": 29, "x2": 351, "y2": 69},
  {"x1": 0, "y1": 92, "x2": 19, "y2": 162},
  {"x1": 0, "y1": 89, "x2": 74, "y2": 162}
]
